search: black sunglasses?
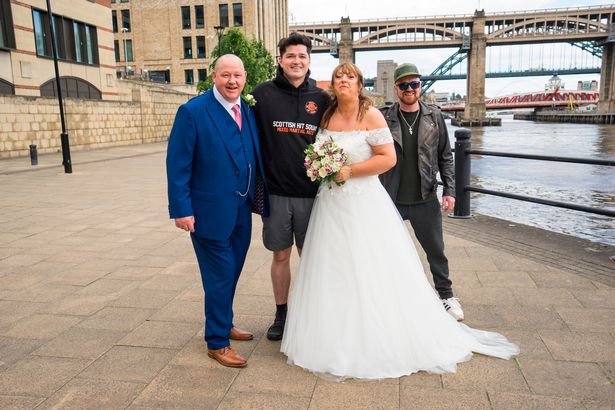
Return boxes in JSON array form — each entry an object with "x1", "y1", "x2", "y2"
[{"x1": 397, "y1": 81, "x2": 421, "y2": 91}]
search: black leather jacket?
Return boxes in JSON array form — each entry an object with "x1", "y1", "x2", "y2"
[{"x1": 379, "y1": 100, "x2": 455, "y2": 201}]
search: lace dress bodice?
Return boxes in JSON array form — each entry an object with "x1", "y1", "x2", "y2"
[{"x1": 315, "y1": 127, "x2": 393, "y2": 196}]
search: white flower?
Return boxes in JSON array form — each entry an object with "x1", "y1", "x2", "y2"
[{"x1": 242, "y1": 94, "x2": 257, "y2": 106}]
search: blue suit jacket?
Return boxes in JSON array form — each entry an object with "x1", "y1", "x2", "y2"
[{"x1": 166, "y1": 89, "x2": 267, "y2": 240}]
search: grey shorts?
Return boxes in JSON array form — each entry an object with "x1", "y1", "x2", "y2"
[{"x1": 262, "y1": 194, "x2": 315, "y2": 252}]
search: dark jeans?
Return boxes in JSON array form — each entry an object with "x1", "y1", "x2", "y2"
[{"x1": 396, "y1": 198, "x2": 453, "y2": 299}]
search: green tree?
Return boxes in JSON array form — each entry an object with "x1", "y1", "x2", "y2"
[{"x1": 196, "y1": 28, "x2": 275, "y2": 95}]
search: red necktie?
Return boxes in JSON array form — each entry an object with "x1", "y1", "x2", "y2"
[{"x1": 232, "y1": 104, "x2": 242, "y2": 130}]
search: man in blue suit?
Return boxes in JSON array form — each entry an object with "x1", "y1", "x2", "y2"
[{"x1": 166, "y1": 54, "x2": 266, "y2": 368}]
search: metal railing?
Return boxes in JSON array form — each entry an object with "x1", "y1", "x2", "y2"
[{"x1": 452, "y1": 128, "x2": 615, "y2": 218}]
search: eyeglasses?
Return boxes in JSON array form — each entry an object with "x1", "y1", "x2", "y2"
[{"x1": 397, "y1": 81, "x2": 421, "y2": 91}]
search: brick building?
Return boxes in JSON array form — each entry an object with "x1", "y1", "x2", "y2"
[
  {"x1": 0, "y1": 0, "x2": 288, "y2": 158},
  {"x1": 110, "y1": 0, "x2": 288, "y2": 85},
  {"x1": 0, "y1": 0, "x2": 117, "y2": 100}
]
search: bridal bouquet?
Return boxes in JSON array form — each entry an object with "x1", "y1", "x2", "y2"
[{"x1": 304, "y1": 137, "x2": 348, "y2": 187}]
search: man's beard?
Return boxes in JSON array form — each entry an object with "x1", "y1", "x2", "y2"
[{"x1": 400, "y1": 91, "x2": 419, "y2": 104}]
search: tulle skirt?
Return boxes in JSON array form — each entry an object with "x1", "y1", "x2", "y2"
[{"x1": 281, "y1": 176, "x2": 519, "y2": 381}]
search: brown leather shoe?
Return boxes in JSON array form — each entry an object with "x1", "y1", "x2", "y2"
[
  {"x1": 230, "y1": 327, "x2": 254, "y2": 341},
  {"x1": 207, "y1": 346, "x2": 247, "y2": 368}
]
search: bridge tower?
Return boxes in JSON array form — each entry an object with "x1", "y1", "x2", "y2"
[
  {"x1": 338, "y1": 17, "x2": 355, "y2": 64},
  {"x1": 464, "y1": 10, "x2": 487, "y2": 121},
  {"x1": 598, "y1": 28, "x2": 615, "y2": 112}
]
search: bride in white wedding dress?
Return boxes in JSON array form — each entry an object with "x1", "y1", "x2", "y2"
[{"x1": 280, "y1": 63, "x2": 519, "y2": 381}]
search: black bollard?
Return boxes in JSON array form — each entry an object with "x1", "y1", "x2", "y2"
[
  {"x1": 29, "y1": 144, "x2": 38, "y2": 166},
  {"x1": 452, "y1": 128, "x2": 472, "y2": 218}
]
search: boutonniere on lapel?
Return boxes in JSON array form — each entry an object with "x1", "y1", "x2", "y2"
[{"x1": 242, "y1": 94, "x2": 257, "y2": 107}]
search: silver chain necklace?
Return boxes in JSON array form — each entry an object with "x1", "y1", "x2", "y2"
[{"x1": 398, "y1": 107, "x2": 419, "y2": 135}]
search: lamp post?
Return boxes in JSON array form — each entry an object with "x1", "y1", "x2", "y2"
[
  {"x1": 121, "y1": 27, "x2": 129, "y2": 77},
  {"x1": 213, "y1": 25, "x2": 224, "y2": 51},
  {"x1": 46, "y1": 0, "x2": 71, "y2": 173}
]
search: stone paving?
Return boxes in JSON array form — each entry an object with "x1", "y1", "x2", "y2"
[{"x1": 0, "y1": 143, "x2": 613, "y2": 409}]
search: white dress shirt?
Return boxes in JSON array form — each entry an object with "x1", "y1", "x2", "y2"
[{"x1": 213, "y1": 86, "x2": 241, "y2": 121}]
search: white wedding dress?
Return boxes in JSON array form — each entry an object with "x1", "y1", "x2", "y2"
[{"x1": 281, "y1": 128, "x2": 519, "y2": 381}]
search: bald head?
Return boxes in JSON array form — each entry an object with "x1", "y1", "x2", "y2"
[
  {"x1": 212, "y1": 54, "x2": 247, "y2": 102},
  {"x1": 214, "y1": 54, "x2": 245, "y2": 71}
]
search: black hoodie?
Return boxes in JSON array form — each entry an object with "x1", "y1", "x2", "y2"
[{"x1": 252, "y1": 66, "x2": 331, "y2": 198}]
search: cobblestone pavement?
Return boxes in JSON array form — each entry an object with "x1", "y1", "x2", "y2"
[{"x1": 0, "y1": 144, "x2": 613, "y2": 409}]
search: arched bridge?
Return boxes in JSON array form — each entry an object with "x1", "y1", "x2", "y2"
[
  {"x1": 291, "y1": 6, "x2": 615, "y2": 54},
  {"x1": 441, "y1": 90, "x2": 600, "y2": 111},
  {"x1": 290, "y1": 5, "x2": 615, "y2": 120}
]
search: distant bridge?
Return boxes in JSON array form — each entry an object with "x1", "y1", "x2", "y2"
[
  {"x1": 441, "y1": 90, "x2": 600, "y2": 111},
  {"x1": 291, "y1": 6, "x2": 615, "y2": 55},
  {"x1": 422, "y1": 67, "x2": 601, "y2": 81},
  {"x1": 363, "y1": 68, "x2": 602, "y2": 88},
  {"x1": 291, "y1": 5, "x2": 615, "y2": 119}
]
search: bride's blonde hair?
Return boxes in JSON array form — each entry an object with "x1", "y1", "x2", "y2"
[{"x1": 321, "y1": 63, "x2": 372, "y2": 128}]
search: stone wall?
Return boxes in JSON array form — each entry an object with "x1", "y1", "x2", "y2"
[{"x1": 0, "y1": 81, "x2": 193, "y2": 158}]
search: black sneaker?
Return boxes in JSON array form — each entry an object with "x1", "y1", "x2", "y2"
[{"x1": 266, "y1": 316, "x2": 285, "y2": 341}]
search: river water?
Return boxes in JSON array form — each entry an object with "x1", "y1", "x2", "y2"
[{"x1": 445, "y1": 116, "x2": 615, "y2": 246}]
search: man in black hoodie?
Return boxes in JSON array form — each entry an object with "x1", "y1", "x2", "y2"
[{"x1": 252, "y1": 32, "x2": 330, "y2": 341}]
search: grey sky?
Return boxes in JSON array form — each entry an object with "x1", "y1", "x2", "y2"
[{"x1": 288, "y1": 0, "x2": 611, "y2": 96}]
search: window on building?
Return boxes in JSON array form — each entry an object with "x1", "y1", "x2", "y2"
[
  {"x1": 61, "y1": 18, "x2": 75, "y2": 60},
  {"x1": 31, "y1": 8, "x2": 100, "y2": 66},
  {"x1": 69, "y1": 23, "x2": 99, "y2": 65},
  {"x1": 0, "y1": 78, "x2": 14, "y2": 95},
  {"x1": 198, "y1": 69, "x2": 207, "y2": 83},
  {"x1": 149, "y1": 70, "x2": 170, "y2": 83},
  {"x1": 111, "y1": 10, "x2": 118, "y2": 33},
  {"x1": 55, "y1": 14, "x2": 87, "y2": 63},
  {"x1": 185, "y1": 69, "x2": 194, "y2": 85},
  {"x1": 125, "y1": 39, "x2": 133, "y2": 61},
  {"x1": 40, "y1": 77, "x2": 102, "y2": 100},
  {"x1": 85, "y1": 25, "x2": 98, "y2": 64},
  {"x1": 219, "y1": 4, "x2": 229, "y2": 28},
  {"x1": 232, "y1": 3, "x2": 243, "y2": 27},
  {"x1": 196, "y1": 36, "x2": 205, "y2": 58},
  {"x1": 120, "y1": 0, "x2": 129, "y2": 3},
  {"x1": 195, "y1": 5, "x2": 204, "y2": 29},
  {"x1": 183, "y1": 36, "x2": 192, "y2": 59},
  {"x1": 33, "y1": 9, "x2": 50, "y2": 56},
  {"x1": 121, "y1": 9, "x2": 131, "y2": 32},
  {"x1": 73, "y1": 20, "x2": 83, "y2": 62},
  {"x1": 181, "y1": 6, "x2": 190, "y2": 29},
  {"x1": 0, "y1": 0, "x2": 16, "y2": 49},
  {"x1": 52, "y1": 15, "x2": 67, "y2": 59},
  {"x1": 114, "y1": 40, "x2": 120, "y2": 62}
]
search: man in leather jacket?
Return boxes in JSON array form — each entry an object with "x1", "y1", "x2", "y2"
[{"x1": 379, "y1": 63, "x2": 464, "y2": 321}]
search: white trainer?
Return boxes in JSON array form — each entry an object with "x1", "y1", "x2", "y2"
[{"x1": 442, "y1": 297, "x2": 464, "y2": 321}]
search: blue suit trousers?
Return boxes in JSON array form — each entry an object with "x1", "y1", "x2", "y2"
[{"x1": 190, "y1": 200, "x2": 252, "y2": 350}]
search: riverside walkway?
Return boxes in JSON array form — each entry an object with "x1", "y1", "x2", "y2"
[{"x1": 0, "y1": 143, "x2": 613, "y2": 409}]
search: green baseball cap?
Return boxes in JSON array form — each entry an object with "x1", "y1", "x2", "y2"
[{"x1": 394, "y1": 63, "x2": 422, "y2": 82}]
